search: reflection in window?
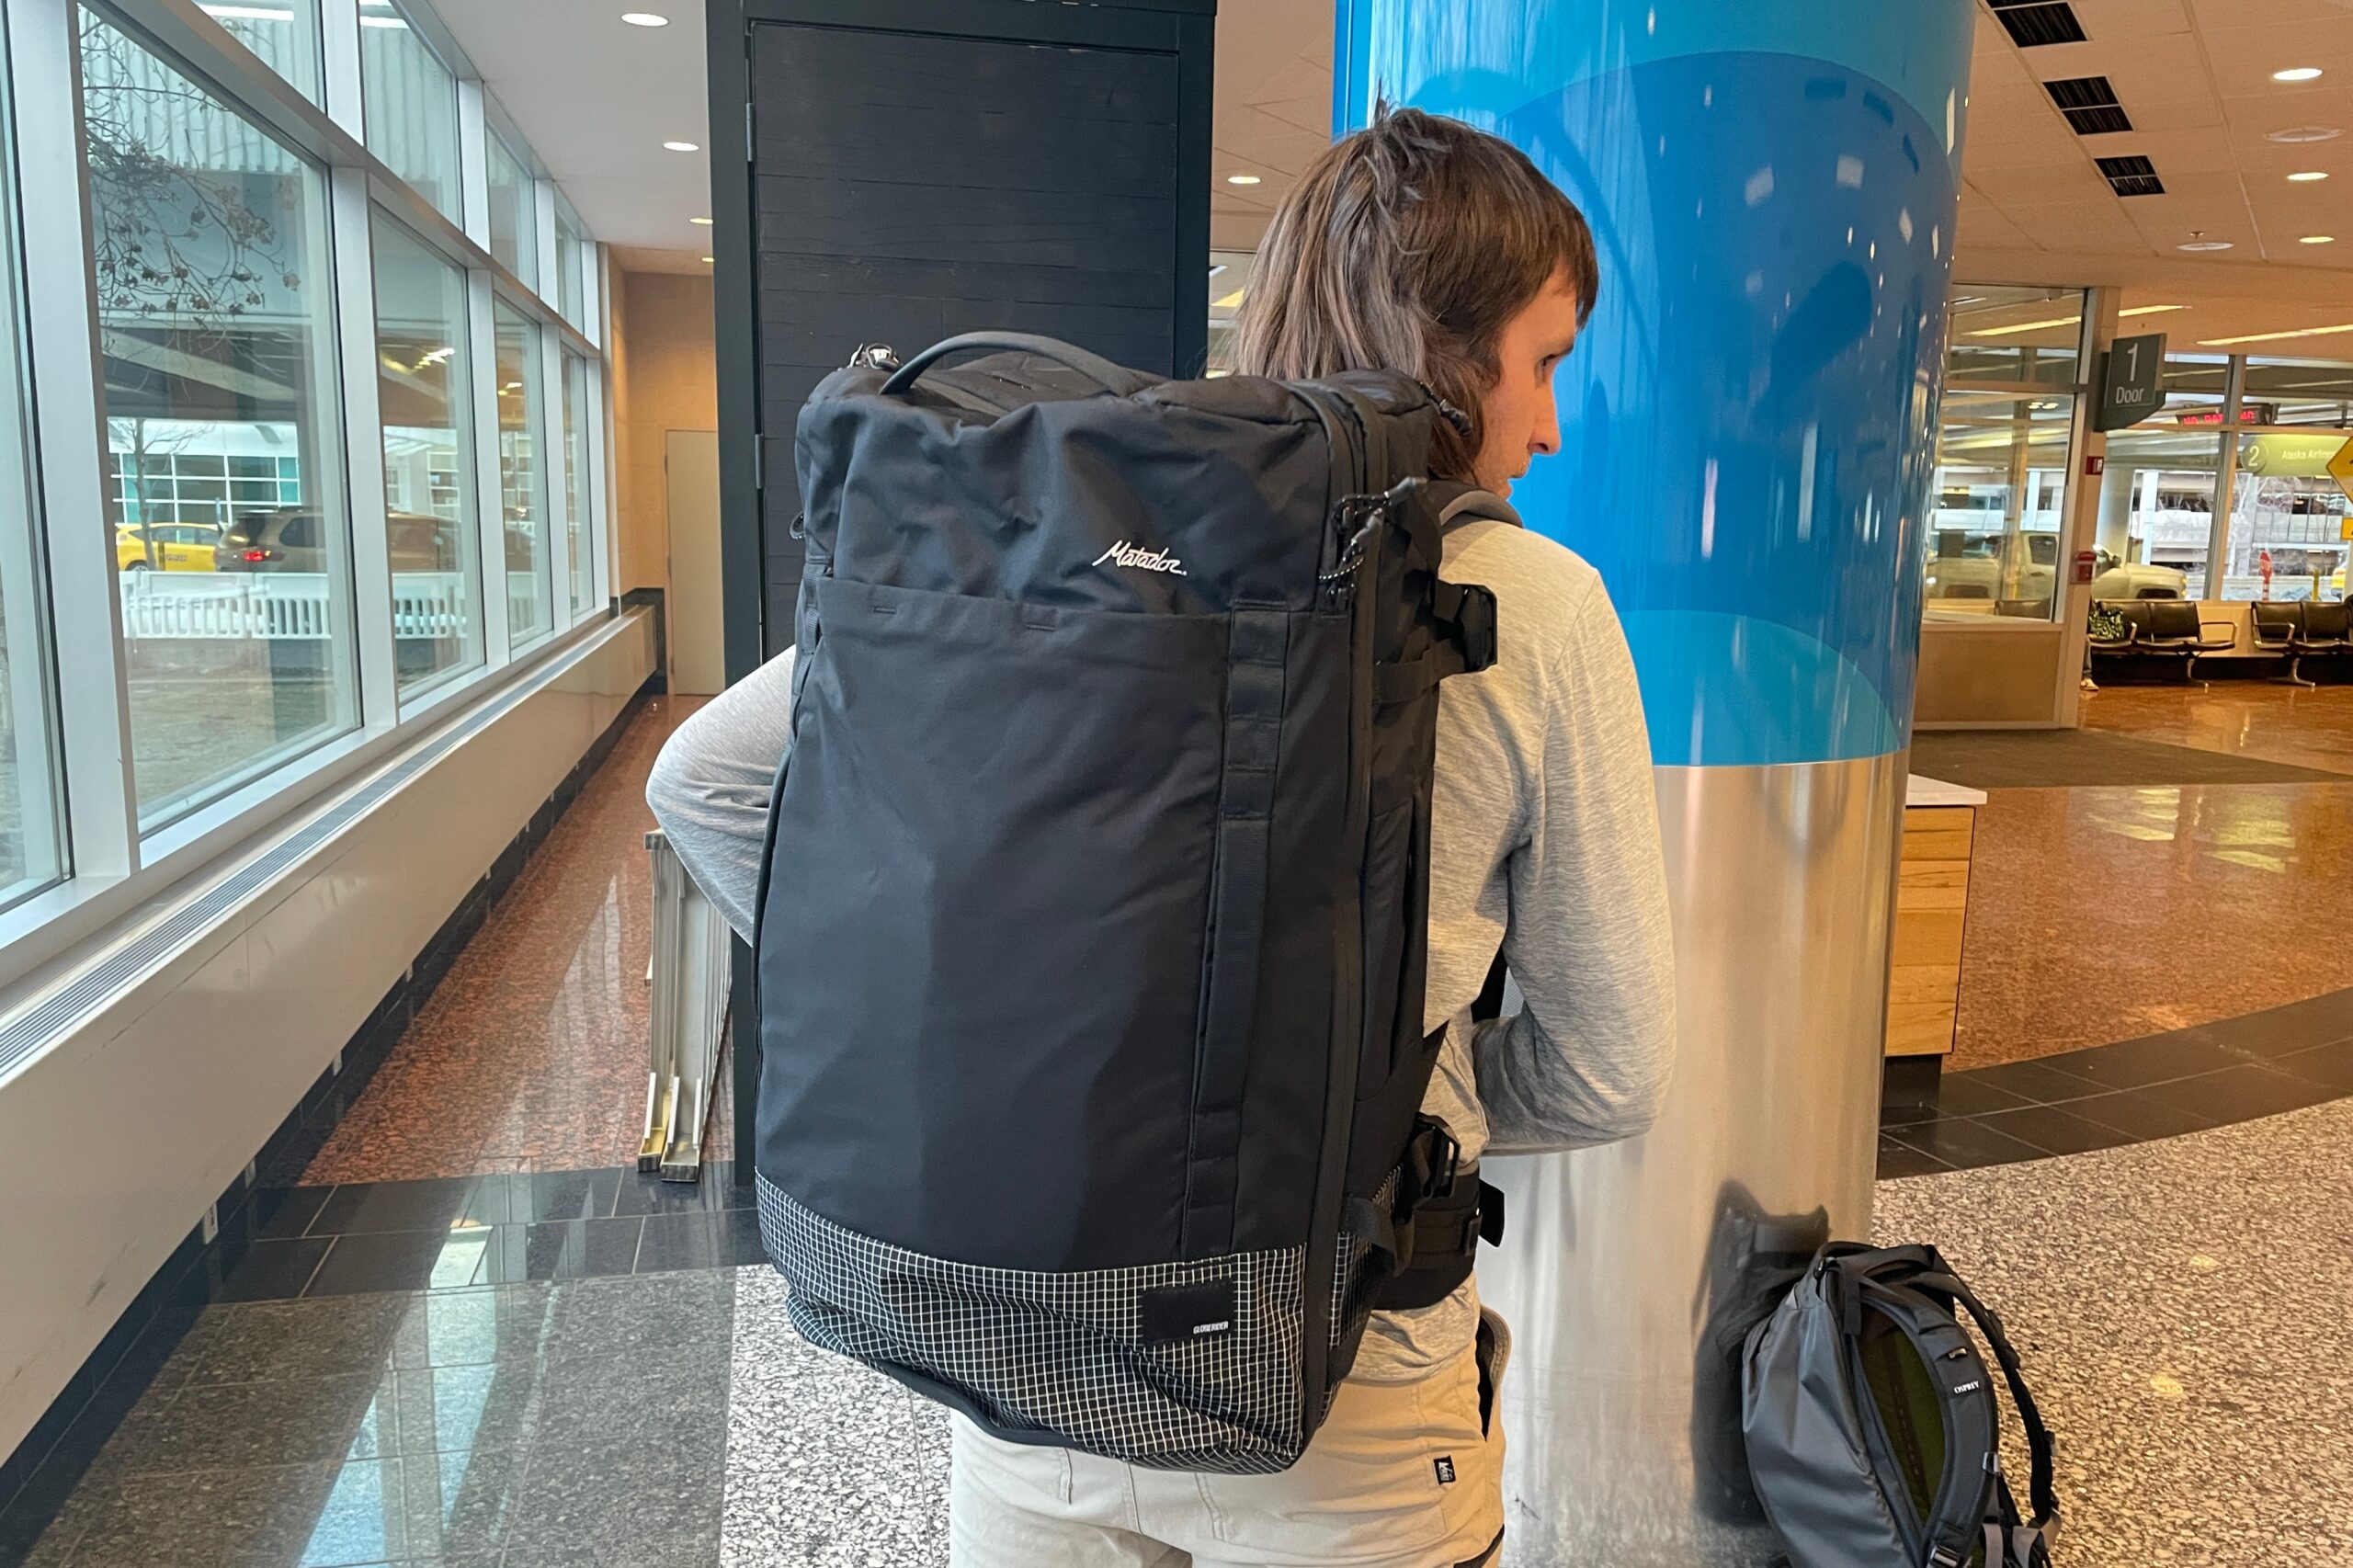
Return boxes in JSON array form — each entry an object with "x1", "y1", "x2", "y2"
[
  {"x1": 487, "y1": 132, "x2": 537, "y2": 284},
  {"x1": 0, "y1": 28, "x2": 63, "y2": 908},
  {"x1": 2229, "y1": 431, "x2": 2347, "y2": 603},
  {"x1": 562, "y1": 350, "x2": 592, "y2": 615},
  {"x1": 494, "y1": 301, "x2": 550, "y2": 643},
  {"x1": 199, "y1": 0, "x2": 323, "y2": 103},
  {"x1": 2096, "y1": 425, "x2": 2216, "y2": 601},
  {"x1": 372, "y1": 213, "x2": 483, "y2": 695},
  {"x1": 81, "y1": 7, "x2": 356, "y2": 828},
  {"x1": 1924, "y1": 391, "x2": 2075, "y2": 623},
  {"x1": 1943, "y1": 286, "x2": 2083, "y2": 389},
  {"x1": 358, "y1": 0, "x2": 459, "y2": 220}
]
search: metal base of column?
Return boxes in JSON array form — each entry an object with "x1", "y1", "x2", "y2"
[{"x1": 1479, "y1": 754, "x2": 1906, "y2": 1565}]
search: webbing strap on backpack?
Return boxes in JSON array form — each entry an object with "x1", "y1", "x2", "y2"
[{"x1": 1925, "y1": 1270, "x2": 2062, "y2": 1562}]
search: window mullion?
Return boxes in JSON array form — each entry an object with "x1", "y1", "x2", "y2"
[
  {"x1": 585, "y1": 354, "x2": 611, "y2": 612},
  {"x1": 540, "y1": 330, "x2": 571, "y2": 630},
  {"x1": 318, "y1": 0, "x2": 361, "y2": 138},
  {"x1": 455, "y1": 74, "x2": 489, "y2": 255},
  {"x1": 331, "y1": 166, "x2": 395, "y2": 726},
  {"x1": 9, "y1": 0, "x2": 137, "y2": 877},
  {"x1": 468, "y1": 268, "x2": 510, "y2": 663}
]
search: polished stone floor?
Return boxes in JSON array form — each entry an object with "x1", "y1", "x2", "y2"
[
  {"x1": 302, "y1": 698, "x2": 719, "y2": 1185},
  {"x1": 1949, "y1": 685, "x2": 2353, "y2": 1068}
]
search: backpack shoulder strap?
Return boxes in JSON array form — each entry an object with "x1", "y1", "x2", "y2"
[
  {"x1": 1921, "y1": 1269, "x2": 2062, "y2": 1555},
  {"x1": 1423, "y1": 482, "x2": 1524, "y2": 532}
]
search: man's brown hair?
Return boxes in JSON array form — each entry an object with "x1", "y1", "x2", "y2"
[{"x1": 1232, "y1": 108, "x2": 1598, "y2": 480}]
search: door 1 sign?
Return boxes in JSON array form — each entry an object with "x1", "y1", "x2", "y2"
[
  {"x1": 2096, "y1": 333, "x2": 2166, "y2": 433},
  {"x1": 2328, "y1": 437, "x2": 2353, "y2": 506}
]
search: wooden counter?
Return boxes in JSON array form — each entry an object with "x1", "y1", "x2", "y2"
[{"x1": 1886, "y1": 776, "x2": 1984, "y2": 1059}]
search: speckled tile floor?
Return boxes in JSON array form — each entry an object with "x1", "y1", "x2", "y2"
[
  {"x1": 303, "y1": 697, "x2": 722, "y2": 1184},
  {"x1": 1874, "y1": 1097, "x2": 2353, "y2": 1567}
]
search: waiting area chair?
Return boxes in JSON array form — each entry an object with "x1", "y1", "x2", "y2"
[
  {"x1": 2087, "y1": 600, "x2": 2236, "y2": 687},
  {"x1": 2251, "y1": 600, "x2": 2352, "y2": 687}
]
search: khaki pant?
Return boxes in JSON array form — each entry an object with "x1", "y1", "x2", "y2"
[{"x1": 949, "y1": 1311, "x2": 1509, "y2": 1568}]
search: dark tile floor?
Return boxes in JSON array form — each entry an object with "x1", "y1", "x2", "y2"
[
  {"x1": 213, "y1": 1168, "x2": 764, "y2": 1304},
  {"x1": 1881, "y1": 984, "x2": 2353, "y2": 1176}
]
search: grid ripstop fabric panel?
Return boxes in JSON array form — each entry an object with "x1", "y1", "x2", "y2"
[{"x1": 756, "y1": 1175, "x2": 1310, "y2": 1472}]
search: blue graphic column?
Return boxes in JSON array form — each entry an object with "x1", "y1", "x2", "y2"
[{"x1": 1337, "y1": 5, "x2": 1974, "y2": 1560}]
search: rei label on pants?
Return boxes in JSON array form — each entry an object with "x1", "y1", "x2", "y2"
[{"x1": 1433, "y1": 1455, "x2": 1457, "y2": 1485}]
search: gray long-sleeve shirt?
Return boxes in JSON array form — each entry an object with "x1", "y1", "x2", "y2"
[{"x1": 648, "y1": 509, "x2": 1677, "y2": 1381}]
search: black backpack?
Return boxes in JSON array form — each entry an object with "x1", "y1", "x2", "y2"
[
  {"x1": 1743, "y1": 1244, "x2": 2062, "y2": 1568},
  {"x1": 751, "y1": 333, "x2": 1502, "y2": 1473}
]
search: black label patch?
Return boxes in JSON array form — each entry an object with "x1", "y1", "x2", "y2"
[
  {"x1": 1139, "y1": 1279, "x2": 1236, "y2": 1346},
  {"x1": 1434, "y1": 1455, "x2": 1457, "y2": 1485}
]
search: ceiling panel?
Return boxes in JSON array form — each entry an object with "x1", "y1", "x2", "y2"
[{"x1": 2072, "y1": 0, "x2": 2195, "y2": 35}]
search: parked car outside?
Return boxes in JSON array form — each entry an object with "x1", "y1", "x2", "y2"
[{"x1": 116, "y1": 521, "x2": 223, "y2": 572}]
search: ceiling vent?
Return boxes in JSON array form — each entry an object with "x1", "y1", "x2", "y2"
[
  {"x1": 2044, "y1": 75, "x2": 2132, "y2": 135},
  {"x1": 2096, "y1": 154, "x2": 2165, "y2": 197},
  {"x1": 1987, "y1": 0, "x2": 2089, "y2": 47}
]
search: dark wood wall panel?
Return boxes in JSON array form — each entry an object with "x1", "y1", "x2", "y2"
[{"x1": 744, "y1": 14, "x2": 1196, "y2": 650}]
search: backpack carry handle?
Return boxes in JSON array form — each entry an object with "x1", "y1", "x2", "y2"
[{"x1": 881, "y1": 333, "x2": 1142, "y2": 398}]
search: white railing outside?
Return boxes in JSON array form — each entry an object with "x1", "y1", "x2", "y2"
[{"x1": 119, "y1": 572, "x2": 496, "y2": 642}]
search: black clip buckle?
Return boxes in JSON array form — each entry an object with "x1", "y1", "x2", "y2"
[{"x1": 1408, "y1": 1118, "x2": 1461, "y2": 1202}]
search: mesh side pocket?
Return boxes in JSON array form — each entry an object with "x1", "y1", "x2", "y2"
[
  {"x1": 757, "y1": 1174, "x2": 1308, "y2": 1473},
  {"x1": 1321, "y1": 1171, "x2": 1402, "y2": 1419}
]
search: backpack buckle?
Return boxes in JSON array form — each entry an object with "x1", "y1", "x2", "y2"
[{"x1": 1406, "y1": 1118, "x2": 1461, "y2": 1201}]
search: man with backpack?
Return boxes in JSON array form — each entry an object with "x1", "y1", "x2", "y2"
[{"x1": 650, "y1": 109, "x2": 1675, "y2": 1568}]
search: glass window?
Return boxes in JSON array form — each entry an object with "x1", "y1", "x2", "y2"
[
  {"x1": 0, "y1": 31, "x2": 64, "y2": 908},
  {"x1": 81, "y1": 7, "x2": 357, "y2": 827},
  {"x1": 1943, "y1": 286, "x2": 2084, "y2": 389},
  {"x1": 199, "y1": 0, "x2": 322, "y2": 103},
  {"x1": 486, "y1": 132, "x2": 537, "y2": 284},
  {"x1": 561, "y1": 350, "x2": 592, "y2": 615},
  {"x1": 2228, "y1": 428, "x2": 2348, "y2": 603},
  {"x1": 554, "y1": 208, "x2": 585, "y2": 327},
  {"x1": 371, "y1": 211, "x2": 483, "y2": 695},
  {"x1": 494, "y1": 301, "x2": 550, "y2": 643},
  {"x1": 2238, "y1": 358, "x2": 2353, "y2": 430},
  {"x1": 358, "y1": 0, "x2": 459, "y2": 220},
  {"x1": 1924, "y1": 389, "x2": 2076, "y2": 622},
  {"x1": 2093, "y1": 424, "x2": 2221, "y2": 600}
]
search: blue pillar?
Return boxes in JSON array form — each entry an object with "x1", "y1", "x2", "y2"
[{"x1": 1336, "y1": 5, "x2": 1974, "y2": 1560}]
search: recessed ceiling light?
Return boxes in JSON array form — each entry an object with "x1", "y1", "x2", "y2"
[
  {"x1": 663, "y1": 140, "x2": 699, "y2": 153},
  {"x1": 2178, "y1": 240, "x2": 2234, "y2": 251},
  {"x1": 620, "y1": 11, "x2": 667, "y2": 25},
  {"x1": 2302, "y1": 234, "x2": 2337, "y2": 244},
  {"x1": 700, "y1": 256, "x2": 714, "y2": 265},
  {"x1": 690, "y1": 217, "x2": 712, "y2": 225},
  {"x1": 2269, "y1": 126, "x2": 2343, "y2": 143},
  {"x1": 2289, "y1": 170, "x2": 2331, "y2": 182},
  {"x1": 1226, "y1": 173, "x2": 1262, "y2": 186},
  {"x1": 2275, "y1": 67, "x2": 2325, "y2": 83},
  {"x1": 2202, "y1": 324, "x2": 2353, "y2": 346}
]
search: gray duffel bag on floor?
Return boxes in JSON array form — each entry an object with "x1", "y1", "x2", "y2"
[{"x1": 1743, "y1": 1243, "x2": 2061, "y2": 1568}]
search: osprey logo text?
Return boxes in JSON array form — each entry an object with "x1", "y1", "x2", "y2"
[{"x1": 1093, "y1": 540, "x2": 1188, "y2": 576}]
